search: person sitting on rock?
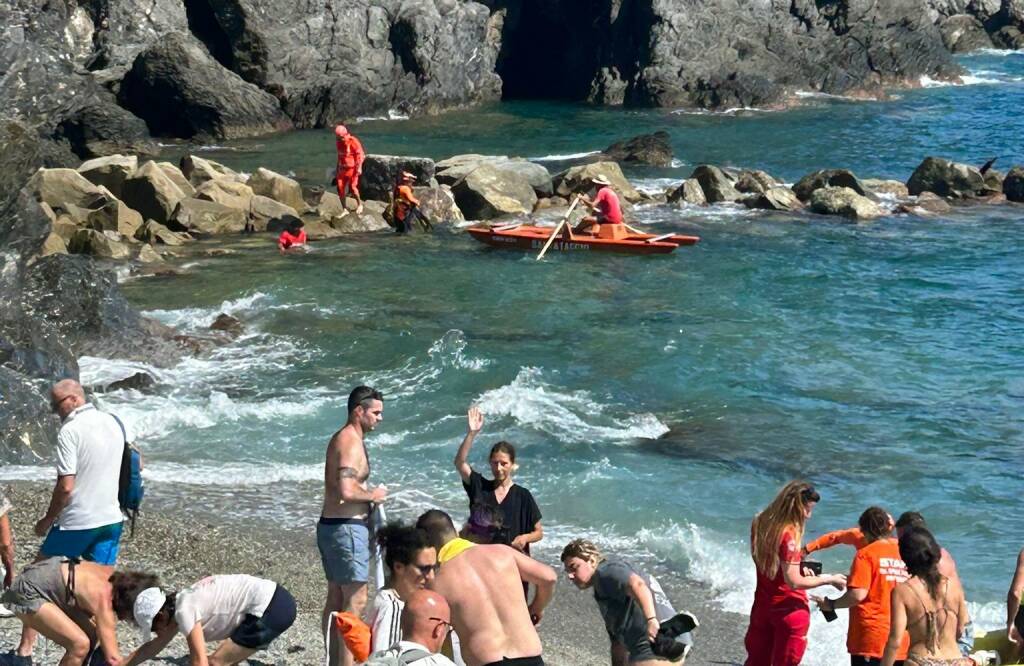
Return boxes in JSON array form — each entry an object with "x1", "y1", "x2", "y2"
[
  {"x1": 575, "y1": 175, "x2": 623, "y2": 235},
  {"x1": 277, "y1": 218, "x2": 307, "y2": 253}
]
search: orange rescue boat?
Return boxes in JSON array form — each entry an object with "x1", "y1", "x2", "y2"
[{"x1": 466, "y1": 222, "x2": 700, "y2": 256}]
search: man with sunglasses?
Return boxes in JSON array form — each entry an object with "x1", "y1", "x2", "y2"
[
  {"x1": 369, "y1": 590, "x2": 458, "y2": 666},
  {"x1": 5, "y1": 379, "x2": 129, "y2": 665}
]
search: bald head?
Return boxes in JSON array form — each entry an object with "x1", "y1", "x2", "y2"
[
  {"x1": 400, "y1": 590, "x2": 451, "y2": 653},
  {"x1": 50, "y1": 379, "x2": 85, "y2": 418}
]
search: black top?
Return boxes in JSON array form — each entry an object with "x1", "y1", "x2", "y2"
[{"x1": 463, "y1": 469, "x2": 542, "y2": 554}]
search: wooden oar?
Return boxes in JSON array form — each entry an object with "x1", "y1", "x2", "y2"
[{"x1": 536, "y1": 196, "x2": 581, "y2": 261}]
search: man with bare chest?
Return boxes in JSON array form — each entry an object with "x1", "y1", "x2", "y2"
[
  {"x1": 416, "y1": 510, "x2": 557, "y2": 666},
  {"x1": 319, "y1": 386, "x2": 388, "y2": 666}
]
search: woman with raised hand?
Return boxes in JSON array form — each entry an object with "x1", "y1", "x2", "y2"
[
  {"x1": 368, "y1": 523, "x2": 438, "y2": 653},
  {"x1": 744, "y1": 481, "x2": 847, "y2": 666},
  {"x1": 453, "y1": 405, "x2": 542, "y2": 555},
  {"x1": 881, "y1": 527, "x2": 971, "y2": 666}
]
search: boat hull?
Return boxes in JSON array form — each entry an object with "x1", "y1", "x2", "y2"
[{"x1": 466, "y1": 225, "x2": 699, "y2": 255}]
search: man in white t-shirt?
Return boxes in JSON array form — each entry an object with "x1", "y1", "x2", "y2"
[
  {"x1": 371, "y1": 590, "x2": 457, "y2": 666},
  {"x1": 6, "y1": 379, "x2": 128, "y2": 665}
]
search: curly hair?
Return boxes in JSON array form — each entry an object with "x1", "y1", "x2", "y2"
[
  {"x1": 375, "y1": 522, "x2": 432, "y2": 576},
  {"x1": 560, "y1": 538, "x2": 606, "y2": 565},
  {"x1": 109, "y1": 571, "x2": 161, "y2": 620}
]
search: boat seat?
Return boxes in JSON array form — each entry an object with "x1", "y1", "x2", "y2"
[{"x1": 595, "y1": 224, "x2": 629, "y2": 240}]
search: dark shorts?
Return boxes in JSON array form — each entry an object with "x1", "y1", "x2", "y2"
[
  {"x1": 40, "y1": 521, "x2": 123, "y2": 565},
  {"x1": 482, "y1": 657, "x2": 544, "y2": 666},
  {"x1": 851, "y1": 656, "x2": 903, "y2": 666},
  {"x1": 317, "y1": 517, "x2": 370, "y2": 584},
  {"x1": 230, "y1": 585, "x2": 296, "y2": 650}
]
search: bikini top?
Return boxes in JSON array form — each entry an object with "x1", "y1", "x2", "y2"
[{"x1": 906, "y1": 577, "x2": 961, "y2": 653}]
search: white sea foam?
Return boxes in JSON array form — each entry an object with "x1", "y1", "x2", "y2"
[
  {"x1": 530, "y1": 150, "x2": 601, "y2": 162},
  {"x1": 671, "y1": 106, "x2": 775, "y2": 116},
  {"x1": 475, "y1": 367, "x2": 669, "y2": 443},
  {"x1": 142, "y1": 461, "x2": 322, "y2": 485},
  {"x1": 920, "y1": 73, "x2": 1002, "y2": 88},
  {"x1": 354, "y1": 110, "x2": 410, "y2": 122},
  {"x1": 365, "y1": 330, "x2": 489, "y2": 399}
]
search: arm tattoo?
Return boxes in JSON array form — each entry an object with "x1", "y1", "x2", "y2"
[{"x1": 338, "y1": 467, "x2": 358, "y2": 480}]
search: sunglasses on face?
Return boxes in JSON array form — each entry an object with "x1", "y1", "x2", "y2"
[
  {"x1": 429, "y1": 617, "x2": 453, "y2": 634},
  {"x1": 50, "y1": 395, "x2": 73, "y2": 413},
  {"x1": 414, "y1": 563, "x2": 440, "y2": 577}
]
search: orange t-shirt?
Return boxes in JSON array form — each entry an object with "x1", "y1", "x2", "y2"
[
  {"x1": 805, "y1": 527, "x2": 868, "y2": 554},
  {"x1": 847, "y1": 538, "x2": 910, "y2": 659}
]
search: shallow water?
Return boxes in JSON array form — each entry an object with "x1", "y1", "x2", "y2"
[{"x1": 7, "y1": 52, "x2": 1024, "y2": 664}]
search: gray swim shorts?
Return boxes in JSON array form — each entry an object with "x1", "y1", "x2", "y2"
[
  {"x1": 2, "y1": 557, "x2": 91, "y2": 629},
  {"x1": 316, "y1": 518, "x2": 370, "y2": 584}
]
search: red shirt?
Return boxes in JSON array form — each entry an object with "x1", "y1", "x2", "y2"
[
  {"x1": 336, "y1": 135, "x2": 365, "y2": 169},
  {"x1": 594, "y1": 186, "x2": 623, "y2": 224},
  {"x1": 278, "y1": 228, "x2": 306, "y2": 249},
  {"x1": 754, "y1": 528, "x2": 806, "y2": 606}
]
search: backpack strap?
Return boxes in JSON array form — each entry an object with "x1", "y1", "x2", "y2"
[
  {"x1": 109, "y1": 413, "x2": 128, "y2": 446},
  {"x1": 399, "y1": 649, "x2": 431, "y2": 664}
]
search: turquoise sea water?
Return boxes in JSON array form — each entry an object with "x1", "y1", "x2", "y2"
[{"x1": 4, "y1": 52, "x2": 1024, "y2": 663}]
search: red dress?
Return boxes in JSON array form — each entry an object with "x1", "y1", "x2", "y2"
[
  {"x1": 744, "y1": 527, "x2": 810, "y2": 666},
  {"x1": 336, "y1": 135, "x2": 365, "y2": 198}
]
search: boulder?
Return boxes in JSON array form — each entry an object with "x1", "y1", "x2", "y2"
[
  {"x1": 121, "y1": 160, "x2": 187, "y2": 224},
  {"x1": 1004, "y1": 166, "x2": 1024, "y2": 203},
  {"x1": 327, "y1": 211, "x2": 391, "y2": 233},
  {"x1": 118, "y1": 32, "x2": 293, "y2": 140},
  {"x1": 809, "y1": 187, "x2": 884, "y2": 220},
  {"x1": 451, "y1": 163, "x2": 538, "y2": 219},
  {"x1": 68, "y1": 228, "x2": 132, "y2": 259},
  {"x1": 135, "y1": 220, "x2": 189, "y2": 246},
  {"x1": 983, "y1": 169, "x2": 1005, "y2": 193},
  {"x1": 250, "y1": 195, "x2": 300, "y2": 232},
  {"x1": 666, "y1": 179, "x2": 707, "y2": 206},
  {"x1": 436, "y1": 155, "x2": 552, "y2": 197},
  {"x1": 993, "y1": 25, "x2": 1024, "y2": 49},
  {"x1": 84, "y1": 195, "x2": 144, "y2": 239},
  {"x1": 136, "y1": 244, "x2": 164, "y2": 264},
  {"x1": 40, "y1": 233, "x2": 69, "y2": 257},
  {"x1": 743, "y1": 187, "x2": 803, "y2": 211},
  {"x1": 317, "y1": 192, "x2": 347, "y2": 219},
  {"x1": 194, "y1": 179, "x2": 255, "y2": 211},
  {"x1": 169, "y1": 198, "x2": 247, "y2": 235},
  {"x1": 210, "y1": 313, "x2": 244, "y2": 337},
  {"x1": 77, "y1": 155, "x2": 138, "y2": 198},
  {"x1": 907, "y1": 157, "x2": 986, "y2": 198},
  {"x1": 734, "y1": 170, "x2": 780, "y2": 195},
  {"x1": 359, "y1": 156, "x2": 436, "y2": 202},
  {"x1": 414, "y1": 186, "x2": 464, "y2": 224},
  {"x1": 249, "y1": 167, "x2": 306, "y2": 212},
  {"x1": 302, "y1": 219, "x2": 344, "y2": 240},
  {"x1": 896, "y1": 192, "x2": 953, "y2": 215},
  {"x1": 553, "y1": 161, "x2": 642, "y2": 202},
  {"x1": 793, "y1": 169, "x2": 870, "y2": 201},
  {"x1": 51, "y1": 217, "x2": 81, "y2": 243},
  {"x1": 863, "y1": 179, "x2": 910, "y2": 198},
  {"x1": 189, "y1": 156, "x2": 244, "y2": 186},
  {"x1": 939, "y1": 14, "x2": 994, "y2": 52},
  {"x1": 690, "y1": 165, "x2": 741, "y2": 203},
  {"x1": 104, "y1": 372, "x2": 157, "y2": 392},
  {"x1": 157, "y1": 162, "x2": 196, "y2": 197},
  {"x1": 601, "y1": 131, "x2": 673, "y2": 167},
  {"x1": 50, "y1": 92, "x2": 161, "y2": 160},
  {"x1": 29, "y1": 168, "x2": 106, "y2": 209}
]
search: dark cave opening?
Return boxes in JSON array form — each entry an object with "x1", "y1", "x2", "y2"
[
  {"x1": 496, "y1": 0, "x2": 604, "y2": 101},
  {"x1": 182, "y1": 0, "x2": 235, "y2": 71}
]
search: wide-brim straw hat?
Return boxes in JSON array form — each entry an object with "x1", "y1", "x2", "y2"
[
  {"x1": 400, "y1": 171, "x2": 417, "y2": 181},
  {"x1": 591, "y1": 174, "x2": 612, "y2": 186}
]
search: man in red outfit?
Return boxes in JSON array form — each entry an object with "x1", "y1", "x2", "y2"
[
  {"x1": 335, "y1": 125, "x2": 366, "y2": 214},
  {"x1": 575, "y1": 174, "x2": 623, "y2": 234}
]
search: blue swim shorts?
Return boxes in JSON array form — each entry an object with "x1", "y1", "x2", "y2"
[
  {"x1": 40, "y1": 521, "x2": 123, "y2": 565},
  {"x1": 316, "y1": 517, "x2": 369, "y2": 584}
]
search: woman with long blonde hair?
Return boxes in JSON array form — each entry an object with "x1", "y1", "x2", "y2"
[{"x1": 745, "y1": 481, "x2": 847, "y2": 665}]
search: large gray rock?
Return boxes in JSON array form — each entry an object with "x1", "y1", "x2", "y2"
[
  {"x1": 194, "y1": 179, "x2": 255, "y2": 211},
  {"x1": 743, "y1": 187, "x2": 803, "y2": 212},
  {"x1": 326, "y1": 211, "x2": 391, "y2": 233},
  {"x1": 169, "y1": 198, "x2": 248, "y2": 235},
  {"x1": 250, "y1": 195, "x2": 300, "y2": 232},
  {"x1": 189, "y1": 156, "x2": 244, "y2": 186},
  {"x1": 436, "y1": 156, "x2": 552, "y2": 197},
  {"x1": 28, "y1": 168, "x2": 106, "y2": 210},
  {"x1": 666, "y1": 179, "x2": 707, "y2": 206},
  {"x1": 690, "y1": 165, "x2": 741, "y2": 203},
  {"x1": 360, "y1": 155, "x2": 436, "y2": 202},
  {"x1": 735, "y1": 170, "x2": 781, "y2": 195},
  {"x1": 84, "y1": 194, "x2": 144, "y2": 239},
  {"x1": 77, "y1": 155, "x2": 138, "y2": 199},
  {"x1": 451, "y1": 164, "x2": 538, "y2": 220},
  {"x1": 810, "y1": 187, "x2": 884, "y2": 220},
  {"x1": 794, "y1": 169, "x2": 870, "y2": 201},
  {"x1": 863, "y1": 179, "x2": 910, "y2": 198},
  {"x1": 601, "y1": 131, "x2": 673, "y2": 167},
  {"x1": 118, "y1": 32, "x2": 293, "y2": 140},
  {"x1": 249, "y1": 167, "x2": 305, "y2": 212},
  {"x1": 907, "y1": 157, "x2": 987, "y2": 198},
  {"x1": 414, "y1": 186, "x2": 464, "y2": 224},
  {"x1": 135, "y1": 220, "x2": 190, "y2": 246},
  {"x1": 553, "y1": 162, "x2": 642, "y2": 202},
  {"x1": 1005, "y1": 166, "x2": 1024, "y2": 203},
  {"x1": 939, "y1": 14, "x2": 995, "y2": 52},
  {"x1": 121, "y1": 160, "x2": 188, "y2": 224},
  {"x1": 68, "y1": 229, "x2": 132, "y2": 259},
  {"x1": 157, "y1": 162, "x2": 196, "y2": 197}
]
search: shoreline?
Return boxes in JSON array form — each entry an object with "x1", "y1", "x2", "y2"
[{"x1": 0, "y1": 481, "x2": 747, "y2": 665}]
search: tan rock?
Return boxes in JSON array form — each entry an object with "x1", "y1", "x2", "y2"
[
  {"x1": 667, "y1": 179, "x2": 707, "y2": 206},
  {"x1": 414, "y1": 185, "x2": 464, "y2": 224},
  {"x1": 136, "y1": 243, "x2": 164, "y2": 263},
  {"x1": 317, "y1": 192, "x2": 346, "y2": 219},
  {"x1": 194, "y1": 179, "x2": 254, "y2": 211},
  {"x1": 29, "y1": 168, "x2": 105, "y2": 209},
  {"x1": 77, "y1": 155, "x2": 138, "y2": 198},
  {"x1": 52, "y1": 216, "x2": 80, "y2": 242},
  {"x1": 553, "y1": 161, "x2": 642, "y2": 203},
  {"x1": 451, "y1": 163, "x2": 537, "y2": 219},
  {"x1": 327, "y1": 211, "x2": 390, "y2": 233},
  {"x1": 303, "y1": 219, "x2": 344, "y2": 240},
  {"x1": 863, "y1": 179, "x2": 910, "y2": 198},
  {"x1": 189, "y1": 156, "x2": 244, "y2": 186},
  {"x1": 810, "y1": 186, "x2": 884, "y2": 220},
  {"x1": 157, "y1": 162, "x2": 196, "y2": 197},
  {"x1": 122, "y1": 161, "x2": 188, "y2": 225},
  {"x1": 249, "y1": 167, "x2": 305, "y2": 212},
  {"x1": 249, "y1": 195, "x2": 299, "y2": 232},
  {"x1": 85, "y1": 196, "x2": 143, "y2": 239},
  {"x1": 68, "y1": 229, "x2": 132, "y2": 259},
  {"x1": 40, "y1": 233, "x2": 68, "y2": 257},
  {"x1": 136, "y1": 220, "x2": 190, "y2": 246},
  {"x1": 170, "y1": 198, "x2": 247, "y2": 235}
]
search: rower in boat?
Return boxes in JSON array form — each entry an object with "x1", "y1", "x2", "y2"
[{"x1": 564, "y1": 174, "x2": 624, "y2": 240}]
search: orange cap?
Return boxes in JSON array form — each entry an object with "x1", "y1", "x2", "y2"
[
  {"x1": 334, "y1": 124, "x2": 348, "y2": 138},
  {"x1": 334, "y1": 612, "x2": 371, "y2": 662}
]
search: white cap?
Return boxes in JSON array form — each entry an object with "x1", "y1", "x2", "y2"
[{"x1": 133, "y1": 587, "x2": 167, "y2": 642}]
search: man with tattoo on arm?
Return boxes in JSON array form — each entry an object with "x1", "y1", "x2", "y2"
[{"x1": 319, "y1": 386, "x2": 388, "y2": 666}]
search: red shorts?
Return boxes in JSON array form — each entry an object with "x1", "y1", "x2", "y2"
[{"x1": 336, "y1": 167, "x2": 360, "y2": 197}]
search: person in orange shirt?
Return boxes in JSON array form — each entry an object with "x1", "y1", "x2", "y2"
[
  {"x1": 392, "y1": 171, "x2": 421, "y2": 234},
  {"x1": 813, "y1": 507, "x2": 910, "y2": 666},
  {"x1": 335, "y1": 125, "x2": 366, "y2": 214}
]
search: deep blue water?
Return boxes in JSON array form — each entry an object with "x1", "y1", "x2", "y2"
[{"x1": 4, "y1": 51, "x2": 1024, "y2": 664}]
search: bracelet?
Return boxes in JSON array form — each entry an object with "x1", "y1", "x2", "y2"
[{"x1": 646, "y1": 616, "x2": 657, "y2": 623}]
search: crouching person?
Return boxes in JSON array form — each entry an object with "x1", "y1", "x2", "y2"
[
  {"x1": 126, "y1": 574, "x2": 296, "y2": 666},
  {"x1": 561, "y1": 539, "x2": 698, "y2": 665},
  {"x1": 1, "y1": 557, "x2": 157, "y2": 665}
]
